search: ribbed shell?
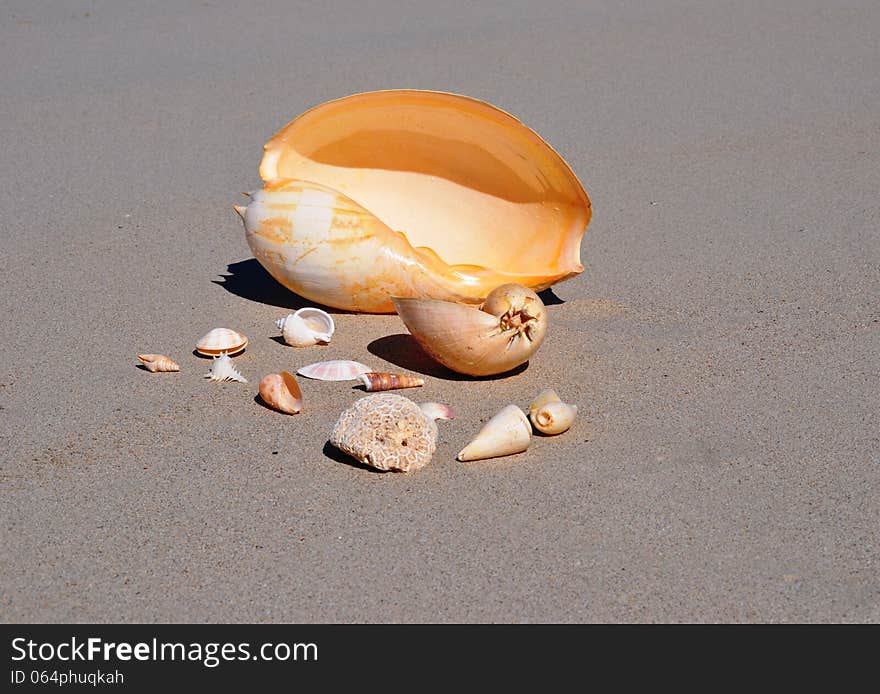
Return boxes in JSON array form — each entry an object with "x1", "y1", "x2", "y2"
[{"x1": 195, "y1": 328, "x2": 248, "y2": 356}]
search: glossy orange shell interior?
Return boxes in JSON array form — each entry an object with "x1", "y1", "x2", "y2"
[{"x1": 259, "y1": 90, "x2": 591, "y2": 290}]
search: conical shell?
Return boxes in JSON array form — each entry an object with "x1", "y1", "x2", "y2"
[
  {"x1": 529, "y1": 389, "x2": 562, "y2": 416},
  {"x1": 357, "y1": 372, "x2": 425, "y2": 391},
  {"x1": 204, "y1": 353, "x2": 247, "y2": 383},
  {"x1": 258, "y1": 371, "x2": 303, "y2": 414},
  {"x1": 137, "y1": 354, "x2": 180, "y2": 373},
  {"x1": 330, "y1": 393, "x2": 440, "y2": 472},
  {"x1": 393, "y1": 284, "x2": 547, "y2": 377},
  {"x1": 297, "y1": 360, "x2": 372, "y2": 381},
  {"x1": 237, "y1": 90, "x2": 591, "y2": 313},
  {"x1": 275, "y1": 308, "x2": 335, "y2": 347},
  {"x1": 530, "y1": 401, "x2": 577, "y2": 435},
  {"x1": 457, "y1": 405, "x2": 532, "y2": 461},
  {"x1": 195, "y1": 328, "x2": 248, "y2": 356}
]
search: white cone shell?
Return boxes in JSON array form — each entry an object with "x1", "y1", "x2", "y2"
[{"x1": 457, "y1": 405, "x2": 531, "y2": 461}]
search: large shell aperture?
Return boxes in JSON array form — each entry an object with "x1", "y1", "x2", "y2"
[{"x1": 237, "y1": 90, "x2": 591, "y2": 313}]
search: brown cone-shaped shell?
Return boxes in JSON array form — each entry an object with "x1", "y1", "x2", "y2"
[
  {"x1": 258, "y1": 371, "x2": 303, "y2": 414},
  {"x1": 358, "y1": 372, "x2": 425, "y2": 391},
  {"x1": 393, "y1": 283, "x2": 547, "y2": 377},
  {"x1": 329, "y1": 393, "x2": 438, "y2": 472},
  {"x1": 137, "y1": 354, "x2": 180, "y2": 373},
  {"x1": 238, "y1": 90, "x2": 591, "y2": 313}
]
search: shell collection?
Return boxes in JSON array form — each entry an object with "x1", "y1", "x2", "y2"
[{"x1": 139, "y1": 91, "x2": 592, "y2": 472}]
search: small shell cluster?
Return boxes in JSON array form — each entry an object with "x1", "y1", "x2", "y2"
[{"x1": 456, "y1": 390, "x2": 578, "y2": 462}]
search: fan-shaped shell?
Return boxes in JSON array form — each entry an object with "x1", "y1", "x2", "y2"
[
  {"x1": 297, "y1": 360, "x2": 373, "y2": 381},
  {"x1": 237, "y1": 90, "x2": 591, "y2": 313},
  {"x1": 195, "y1": 328, "x2": 248, "y2": 356}
]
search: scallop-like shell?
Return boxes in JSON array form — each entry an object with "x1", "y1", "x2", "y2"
[
  {"x1": 357, "y1": 372, "x2": 425, "y2": 391},
  {"x1": 258, "y1": 371, "x2": 302, "y2": 414},
  {"x1": 393, "y1": 283, "x2": 547, "y2": 377},
  {"x1": 275, "y1": 307, "x2": 335, "y2": 347},
  {"x1": 457, "y1": 405, "x2": 532, "y2": 461},
  {"x1": 329, "y1": 393, "x2": 450, "y2": 472},
  {"x1": 204, "y1": 353, "x2": 247, "y2": 383},
  {"x1": 195, "y1": 328, "x2": 248, "y2": 356},
  {"x1": 297, "y1": 359, "x2": 373, "y2": 381},
  {"x1": 137, "y1": 354, "x2": 180, "y2": 373},
  {"x1": 236, "y1": 90, "x2": 591, "y2": 313}
]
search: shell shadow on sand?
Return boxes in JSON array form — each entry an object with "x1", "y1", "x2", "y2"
[
  {"x1": 321, "y1": 440, "x2": 385, "y2": 473},
  {"x1": 213, "y1": 258, "x2": 343, "y2": 313},
  {"x1": 367, "y1": 334, "x2": 528, "y2": 381}
]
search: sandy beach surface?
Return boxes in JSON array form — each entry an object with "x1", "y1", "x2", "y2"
[{"x1": 1, "y1": 0, "x2": 877, "y2": 622}]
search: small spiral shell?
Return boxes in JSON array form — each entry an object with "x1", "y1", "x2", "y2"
[
  {"x1": 357, "y1": 372, "x2": 425, "y2": 391},
  {"x1": 137, "y1": 354, "x2": 180, "y2": 373}
]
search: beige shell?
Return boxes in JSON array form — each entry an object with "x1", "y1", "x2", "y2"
[
  {"x1": 457, "y1": 405, "x2": 532, "y2": 461},
  {"x1": 195, "y1": 328, "x2": 248, "y2": 356},
  {"x1": 528, "y1": 389, "x2": 577, "y2": 435},
  {"x1": 258, "y1": 371, "x2": 303, "y2": 414},
  {"x1": 275, "y1": 308, "x2": 334, "y2": 347},
  {"x1": 137, "y1": 354, "x2": 180, "y2": 373},
  {"x1": 393, "y1": 283, "x2": 547, "y2": 377},
  {"x1": 357, "y1": 372, "x2": 425, "y2": 391},
  {"x1": 329, "y1": 393, "x2": 450, "y2": 472},
  {"x1": 236, "y1": 90, "x2": 591, "y2": 313}
]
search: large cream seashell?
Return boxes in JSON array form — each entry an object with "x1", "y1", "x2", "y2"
[
  {"x1": 329, "y1": 393, "x2": 452, "y2": 472},
  {"x1": 236, "y1": 90, "x2": 591, "y2": 313},
  {"x1": 137, "y1": 354, "x2": 180, "y2": 373},
  {"x1": 393, "y1": 283, "x2": 547, "y2": 377},
  {"x1": 457, "y1": 405, "x2": 532, "y2": 461},
  {"x1": 275, "y1": 308, "x2": 335, "y2": 347},
  {"x1": 195, "y1": 328, "x2": 248, "y2": 356},
  {"x1": 258, "y1": 371, "x2": 302, "y2": 414},
  {"x1": 297, "y1": 360, "x2": 372, "y2": 381},
  {"x1": 204, "y1": 353, "x2": 247, "y2": 383}
]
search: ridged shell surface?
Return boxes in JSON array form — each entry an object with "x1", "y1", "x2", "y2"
[
  {"x1": 239, "y1": 90, "x2": 591, "y2": 313},
  {"x1": 297, "y1": 360, "x2": 373, "y2": 381},
  {"x1": 195, "y1": 328, "x2": 248, "y2": 356},
  {"x1": 329, "y1": 393, "x2": 438, "y2": 472}
]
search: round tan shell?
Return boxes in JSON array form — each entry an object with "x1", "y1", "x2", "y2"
[
  {"x1": 530, "y1": 401, "x2": 577, "y2": 435},
  {"x1": 238, "y1": 90, "x2": 591, "y2": 313},
  {"x1": 258, "y1": 371, "x2": 303, "y2": 414},
  {"x1": 393, "y1": 283, "x2": 547, "y2": 377},
  {"x1": 329, "y1": 393, "x2": 438, "y2": 472},
  {"x1": 195, "y1": 328, "x2": 248, "y2": 356}
]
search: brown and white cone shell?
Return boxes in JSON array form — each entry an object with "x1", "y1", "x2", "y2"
[
  {"x1": 457, "y1": 404, "x2": 532, "y2": 461},
  {"x1": 357, "y1": 372, "x2": 425, "y2": 391},
  {"x1": 258, "y1": 371, "x2": 303, "y2": 414},
  {"x1": 530, "y1": 401, "x2": 577, "y2": 435},
  {"x1": 330, "y1": 393, "x2": 440, "y2": 472},
  {"x1": 195, "y1": 328, "x2": 248, "y2": 356},
  {"x1": 137, "y1": 354, "x2": 180, "y2": 373},
  {"x1": 392, "y1": 283, "x2": 547, "y2": 377}
]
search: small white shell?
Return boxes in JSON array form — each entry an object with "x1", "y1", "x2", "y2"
[
  {"x1": 297, "y1": 360, "x2": 372, "y2": 381},
  {"x1": 530, "y1": 401, "x2": 577, "y2": 435},
  {"x1": 457, "y1": 405, "x2": 531, "y2": 461},
  {"x1": 275, "y1": 308, "x2": 335, "y2": 347},
  {"x1": 196, "y1": 328, "x2": 248, "y2": 356},
  {"x1": 204, "y1": 353, "x2": 247, "y2": 383}
]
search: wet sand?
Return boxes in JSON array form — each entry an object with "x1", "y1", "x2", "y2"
[{"x1": 1, "y1": 1, "x2": 878, "y2": 622}]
